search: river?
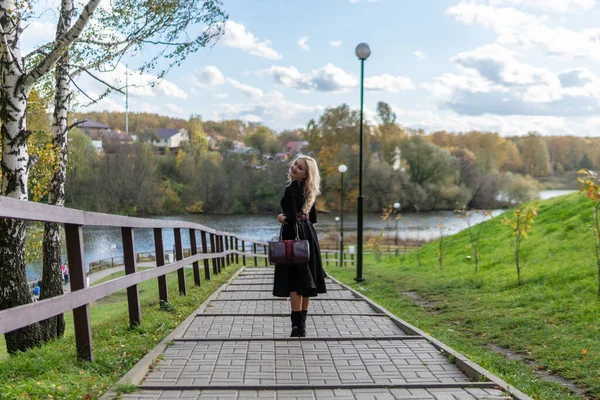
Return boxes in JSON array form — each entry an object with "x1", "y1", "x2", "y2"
[{"x1": 25, "y1": 190, "x2": 575, "y2": 280}]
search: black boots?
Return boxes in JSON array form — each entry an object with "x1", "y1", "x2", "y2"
[
  {"x1": 290, "y1": 310, "x2": 308, "y2": 338},
  {"x1": 290, "y1": 311, "x2": 302, "y2": 337},
  {"x1": 298, "y1": 310, "x2": 307, "y2": 337}
]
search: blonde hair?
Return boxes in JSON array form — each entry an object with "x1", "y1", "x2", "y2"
[{"x1": 289, "y1": 155, "x2": 321, "y2": 213}]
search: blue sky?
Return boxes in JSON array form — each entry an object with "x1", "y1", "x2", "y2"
[{"x1": 26, "y1": 0, "x2": 600, "y2": 136}]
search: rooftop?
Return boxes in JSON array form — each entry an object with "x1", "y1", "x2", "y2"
[{"x1": 77, "y1": 119, "x2": 110, "y2": 130}]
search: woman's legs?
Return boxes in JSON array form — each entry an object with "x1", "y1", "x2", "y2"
[
  {"x1": 290, "y1": 292, "x2": 303, "y2": 311},
  {"x1": 289, "y1": 292, "x2": 303, "y2": 337},
  {"x1": 301, "y1": 297, "x2": 310, "y2": 311}
]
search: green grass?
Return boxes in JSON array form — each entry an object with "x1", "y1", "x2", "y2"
[
  {"x1": 0, "y1": 263, "x2": 241, "y2": 399},
  {"x1": 326, "y1": 193, "x2": 600, "y2": 400}
]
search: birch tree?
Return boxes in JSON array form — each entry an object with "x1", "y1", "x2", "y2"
[
  {"x1": 39, "y1": 0, "x2": 227, "y2": 341},
  {"x1": 0, "y1": 0, "x2": 104, "y2": 355},
  {"x1": 0, "y1": 0, "x2": 227, "y2": 353}
]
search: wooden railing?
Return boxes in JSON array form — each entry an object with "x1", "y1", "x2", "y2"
[{"x1": 0, "y1": 196, "x2": 268, "y2": 362}]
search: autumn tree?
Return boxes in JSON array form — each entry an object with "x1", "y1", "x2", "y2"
[
  {"x1": 501, "y1": 202, "x2": 539, "y2": 286},
  {"x1": 518, "y1": 132, "x2": 551, "y2": 177},
  {"x1": 188, "y1": 114, "x2": 208, "y2": 152},
  {"x1": 373, "y1": 101, "x2": 405, "y2": 165},
  {"x1": 578, "y1": 169, "x2": 600, "y2": 297},
  {"x1": 304, "y1": 104, "x2": 363, "y2": 153},
  {"x1": 245, "y1": 126, "x2": 279, "y2": 159}
]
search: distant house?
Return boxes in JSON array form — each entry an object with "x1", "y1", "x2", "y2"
[
  {"x1": 101, "y1": 131, "x2": 135, "y2": 153},
  {"x1": 277, "y1": 140, "x2": 309, "y2": 161},
  {"x1": 77, "y1": 119, "x2": 110, "y2": 140},
  {"x1": 285, "y1": 141, "x2": 307, "y2": 155},
  {"x1": 153, "y1": 128, "x2": 189, "y2": 151}
]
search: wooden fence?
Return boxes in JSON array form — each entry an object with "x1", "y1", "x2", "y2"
[{"x1": 0, "y1": 196, "x2": 268, "y2": 362}]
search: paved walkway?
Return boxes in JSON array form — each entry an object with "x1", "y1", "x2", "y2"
[{"x1": 112, "y1": 267, "x2": 525, "y2": 400}]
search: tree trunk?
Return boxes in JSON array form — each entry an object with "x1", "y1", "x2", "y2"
[
  {"x1": 40, "y1": 223, "x2": 65, "y2": 340},
  {"x1": 0, "y1": 219, "x2": 42, "y2": 353},
  {"x1": 0, "y1": 2, "x2": 43, "y2": 353},
  {"x1": 40, "y1": 0, "x2": 74, "y2": 342}
]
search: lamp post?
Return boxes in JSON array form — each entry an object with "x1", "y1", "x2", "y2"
[
  {"x1": 393, "y1": 202, "x2": 401, "y2": 255},
  {"x1": 335, "y1": 216, "x2": 340, "y2": 266},
  {"x1": 355, "y1": 42, "x2": 370, "y2": 282},
  {"x1": 338, "y1": 164, "x2": 347, "y2": 266}
]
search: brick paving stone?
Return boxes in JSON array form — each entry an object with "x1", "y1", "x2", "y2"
[
  {"x1": 122, "y1": 388, "x2": 510, "y2": 399},
  {"x1": 216, "y1": 290, "x2": 357, "y2": 300},
  {"x1": 142, "y1": 340, "x2": 470, "y2": 387},
  {"x1": 203, "y1": 300, "x2": 378, "y2": 315},
  {"x1": 183, "y1": 315, "x2": 407, "y2": 339},
  {"x1": 223, "y1": 284, "x2": 347, "y2": 291},
  {"x1": 115, "y1": 267, "x2": 513, "y2": 400}
]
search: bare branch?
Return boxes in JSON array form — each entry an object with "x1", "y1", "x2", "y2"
[
  {"x1": 67, "y1": 74, "x2": 95, "y2": 103},
  {"x1": 24, "y1": 0, "x2": 103, "y2": 90},
  {"x1": 77, "y1": 65, "x2": 124, "y2": 94},
  {"x1": 67, "y1": 119, "x2": 88, "y2": 131}
]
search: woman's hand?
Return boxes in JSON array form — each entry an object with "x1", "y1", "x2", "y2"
[{"x1": 278, "y1": 214, "x2": 287, "y2": 224}]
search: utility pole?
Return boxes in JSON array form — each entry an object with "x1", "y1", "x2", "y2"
[{"x1": 125, "y1": 64, "x2": 129, "y2": 136}]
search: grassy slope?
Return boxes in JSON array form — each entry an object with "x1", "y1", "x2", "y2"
[
  {"x1": 326, "y1": 193, "x2": 600, "y2": 400},
  {"x1": 0, "y1": 264, "x2": 241, "y2": 399}
]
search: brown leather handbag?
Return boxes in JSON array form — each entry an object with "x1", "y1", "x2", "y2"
[{"x1": 268, "y1": 224, "x2": 310, "y2": 265}]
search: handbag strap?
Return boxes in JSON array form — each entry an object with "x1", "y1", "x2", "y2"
[{"x1": 279, "y1": 221, "x2": 301, "y2": 241}]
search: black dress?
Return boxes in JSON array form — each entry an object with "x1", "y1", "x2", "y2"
[{"x1": 272, "y1": 180, "x2": 327, "y2": 297}]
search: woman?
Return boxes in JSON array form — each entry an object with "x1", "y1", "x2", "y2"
[{"x1": 273, "y1": 155, "x2": 327, "y2": 337}]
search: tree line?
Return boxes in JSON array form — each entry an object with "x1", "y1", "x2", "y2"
[{"x1": 55, "y1": 101, "x2": 591, "y2": 218}]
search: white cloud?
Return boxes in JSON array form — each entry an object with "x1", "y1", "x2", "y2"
[
  {"x1": 365, "y1": 74, "x2": 415, "y2": 92},
  {"x1": 74, "y1": 63, "x2": 188, "y2": 101},
  {"x1": 329, "y1": 40, "x2": 343, "y2": 47},
  {"x1": 262, "y1": 64, "x2": 414, "y2": 94},
  {"x1": 214, "y1": 92, "x2": 230, "y2": 99},
  {"x1": 297, "y1": 36, "x2": 310, "y2": 51},
  {"x1": 392, "y1": 105, "x2": 576, "y2": 136},
  {"x1": 424, "y1": 44, "x2": 600, "y2": 117},
  {"x1": 165, "y1": 104, "x2": 186, "y2": 115},
  {"x1": 226, "y1": 78, "x2": 264, "y2": 99},
  {"x1": 447, "y1": 2, "x2": 600, "y2": 60},
  {"x1": 451, "y1": 44, "x2": 561, "y2": 96},
  {"x1": 486, "y1": 0, "x2": 595, "y2": 13},
  {"x1": 212, "y1": 91, "x2": 323, "y2": 131},
  {"x1": 186, "y1": 66, "x2": 225, "y2": 88},
  {"x1": 220, "y1": 20, "x2": 282, "y2": 60},
  {"x1": 413, "y1": 50, "x2": 426, "y2": 60},
  {"x1": 240, "y1": 114, "x2": 263, "y2": 123}
]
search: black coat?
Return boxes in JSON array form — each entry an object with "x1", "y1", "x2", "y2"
[{"x1": 272, "y1": 180, "x2": 327, "y2": 297}]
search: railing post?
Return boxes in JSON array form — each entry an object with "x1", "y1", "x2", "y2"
[
  {"x1": 263, "y1": 245, "x2": 268, "y2": 266},
  {"x1": 189, "y1": 229, "x2": 200, "y2": 287},
  {"x1": 242, "y1": 240, "x2": 246, "y2": 265},
  {"x1": 325, "y1": 252, "x2": 329, "y2": 267},
  {"x1": 225, "y1": 235, "x2": 231, "y2": 266},
  {"x1": 153, "y1": 228, "x2": 168, "y2": 303},
  {"x1": 253, "y1": 243, "x2": 258, "y2": 266},
  {"x1": 200, "y1": 231, "x2": 211, "y2": 280},
  {"x1": 174, "y1": 228, "x2": 187, "y2": 296},
  {"x1": 220, "y1": 235, "x2": 226, "y2": 270},
  {"x1": 216, "y1": 234, "x2": 222, "y2": 273},
  {"x1": 122, "y1": 227, "x2": 141, "y2": 327},
  {"x1": 210, "y1": 233, "x2": 218, "y2": 275},
  {"x1": 230, "y1": 237, "x2": 235, "y2": 264},
  {"x1": 235, "y1": 238, "x2": 239, "y2": 264},
  {"x1": 64, "y1": 224, "x2": 94, "y2": 362}
]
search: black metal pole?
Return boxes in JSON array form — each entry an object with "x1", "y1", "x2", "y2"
[
  {"x1": 340, "y1": 172, "x2": 344, "y2": 267},
  {"x1": 356, "y1": 58, "x2": 365, "y2": 282}
]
